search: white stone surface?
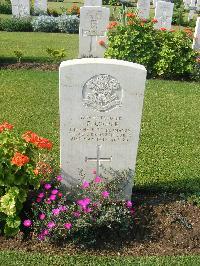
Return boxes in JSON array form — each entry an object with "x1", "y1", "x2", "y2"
[
  {"x1": 11, "y1": 0, "x2": 30, "y2": 17},
  {"x1": 192, "y1": 17, "x2": 200, "y2": 51},
  {"x1": 183, "y1": 0, "x2": 191, "y2": 9},
  {"x1": 137, "y1": 0, "x2": 150, "y2": 19},
  {"x1": 34, "y1": 0, "x2": 47, "y2": 13},
  {"x1": 197, "y1": 0, "x2": 200, "y2": 11},
  {"x1": 153, "y1": 0, "x2": 158, "y2": 8},
  {"x1": 79, "y1": 6, "x2": 110, "y2": 58},
  {"x1": 84, "y1": 0, "x2": 102, "y2": 6},
  {"x1": 154, "y1": 1, "x2": 174, "y2": 30},
  {"x1": 59, "y1": 58, "x2": 147, "y2": 199}
]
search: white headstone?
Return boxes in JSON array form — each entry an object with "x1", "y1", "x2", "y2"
[
  {"x1": 154, "y1": 1, "x2": 174, "y2": 30},
  {"x1": 79, "y1": 6, "x2": 110, "y2": 58},
  {"x1": 84, "y1": 0, "x2": 102, "y2": 6},
  {"x1": 197, "y1": 0, "x2": 200, "y2": 11},
  {"x1": 59, "y1": 58, "x2": 147, "y2": 199},
  {"x1": 192, "y1": 17, "x2": 200, "y2": 51},
  {"x1": 11, "y1": 0, "x2": 30, "y2": 17},
  {"x1": 184, "y1": 0, "x2": 191, "y2": 9},
  {"x1": 34, "y1": 0, "x2": 47, "y2": 13},
  {"x1": 137, "y1": 0, "x2": 150, "y2": 19},
  {"x1": 153, "y1": 0, "x2": 158, "y2": 8}
]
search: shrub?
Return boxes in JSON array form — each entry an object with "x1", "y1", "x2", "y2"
[
  {"x1": 46, "y1": 47, "x2": 67, "y2": 62},
  {"x1": 57, "y1": 14, "x2": 79, "y2": 33},
  {"x1": 0, "y1": 1, "x2": 12, "y2": 14},
  {"x1": 67, "y1": 4, "x2": 80, "y2": 16},
  {"x1": 105, "y1": 15, "x2": 199, "y2": 80},
  {"x1": 25, "y1": 174, "x2": 134, "y2": 246},
  {"x1": 47, "y1": 8, "x2": 59, "y2": 17},
  {"x1": 13, "y1": 49, "x2": 23, "y2": 63},
  {"x1": 0, "y1": 17, "x2": 33, "y2": 32},
  {"x1": 32, "y1": 15, "x2": 59, "y2": 32},
  {"x1": 0, "y1": 122, "x2": 54, "y2": 236}
]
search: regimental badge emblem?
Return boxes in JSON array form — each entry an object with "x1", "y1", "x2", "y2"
[{"x1": 82, "y1": 74, "x2": 123, "y2": 112}]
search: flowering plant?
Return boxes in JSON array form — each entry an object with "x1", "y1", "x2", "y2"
[
  {"x1": 0, "y1": 121, "x2": 53, "y2": 236},
  {"x1": 26, "y1": 173, "x2": 135, "y2": 246}
]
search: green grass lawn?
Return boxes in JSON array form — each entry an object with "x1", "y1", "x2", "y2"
[
  {"x1": 0, "y1": 32, "x2": 79, "y2": 63},
  {"x1": 0, "y1": 251, "x2": 199, "y2": 266},
  {"x1": 0, "y1": 69, "x2": 200, "y2": 192}
]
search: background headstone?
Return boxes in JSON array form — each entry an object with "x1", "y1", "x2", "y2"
[
  {"x1": 154, "y1": 0, "x2": 174, "y2": 30},
  {"x1": 34, "y1": 0, "x2": 47, "y2": 13},
  {"x1": 11, "y1": 0, "x2": 30, "y2": 17},
  {"x1": 192, "y1": 17, "x2": 200, "y2": 50},
  {"x1": 59, "y1": 58, "x2": 147, "y2": 199},
  {"x1": 79, "y1": 4, "x2": 110, "y2": 58},
  {"x1": 137, "y1": 0, "x2": 151, "y2": 19},
  {"x1": 84, "y1": 0, "x2": 102, "y2": 6}
]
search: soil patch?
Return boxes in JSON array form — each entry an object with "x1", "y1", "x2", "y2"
[
  {"x1": 0, "y1": 193, "x2": 199, "y2": 256},
  {"x1": 0, "y1": 63, "x2": 59, "y2": 71}
]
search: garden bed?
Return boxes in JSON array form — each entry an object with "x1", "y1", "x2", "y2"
[
  {"x1": 0, "y1": 192, "x2": 199, "y2": 256},
  {"x1": 0, "y1": 62, "x2": 59, "y2": 71}
]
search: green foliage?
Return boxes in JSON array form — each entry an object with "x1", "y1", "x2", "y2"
[
  {"x1": 0, "y1": 123, "x2": 54, "y2": 236},
  {"x1": 186, "y1": 193, "x2": 200, "y2": 207},
  {"x1": 46, "y1": 47, "x2": 66, "y2": 62},
  {"x1": 0, "y1": 1, "x2": 11, "y2": 14},
  {"x1": 105, "y1": 16, "x2": 199, "y2": 80},
  {"x1": 13, "y1": 49, "x2": 23, "y2": 63},
  {"x1": 103, "y1": 0, "x2": 121, "y2": 6},
  {"x1": 0, "y1": 17, "x2": 32, "y2": 32}
]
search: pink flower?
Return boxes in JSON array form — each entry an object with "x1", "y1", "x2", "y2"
[
  {"x1": 64, "y1": 223, "x2": 72, "y2": 230},
  {"x1": 47, "y1": 221, "x2": 56, "y2": 228},
  {"x1": 56, "y1": 175, "x2": 63, "y2": 182},
  {"x1": 92, "y1": 169, "x2": 96, "y2": 175},
  {"x1": 52, "y1": 208, "x2": 60, "y2": 216},
  {"x1": 45, "y1": 199, "x2": 51, "y2": 204},
  {"x1": 42, "y1": 229, "x2": 49, "y2": 236},
  {"x1": 84, "y1": 207, "x2": 92, "y2": 213},
  {"x1": 38, "y1": 192, "x2": 45, "y2": 198},
  {"x1": 23, "y1": 219, "x2": 32, "y2": 227},
  {"x1": 59, "y1": 205, "x2": 67, "y2": 212},
  {"x1": 102, "y1": 191, "x2": 109, "y2": 198},
  {"x1": 36, "y1": 197, "x2": 42, "y2": 203},
  {"x1": 94, "y1": 176, "x2": 103, "y2": 183},
  {"x1": 38, "y1": 234, "x2": 45, "y2": 241},
  {"x1": 130, "y1": 208, "x2": 135, "y2": 215},
  {"x1": 77, "y1": 198, "x2": 91, "y2": 210},
  {"x1": 126, "y1": 200, "x2": 132, "y2": 208},
  {"x1": 44, "y1": 183, "x2": 51, "y2": 190},
  {"x1": 51, "y1": 189, "x2": 58, "y2": 195},
  {"x1": 73, "y1": 211, "x2": 81, "y2": 218},
  {"x1": 81, "y1": 181, "x2": 90, "y2": 189},
  {"x1": 58, "y1": 192, "x2": 63, "y2": 197},
  {"x1": 39, "y1": 213, "x2": 46, "y2": 220},
  {"x1": 49, "y1": 194, "x2": 56, "y2": 201}
]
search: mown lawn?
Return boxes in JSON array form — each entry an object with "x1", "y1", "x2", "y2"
[
  {"x1": 0, "y1": 69, "x2": 200, "y2": 192},
  {"x1": 0, "y1": 31, "x2": 79, "y2": 63},
  {"x1": 0, "y1": 251, "x2": 199, "y2": 266}
]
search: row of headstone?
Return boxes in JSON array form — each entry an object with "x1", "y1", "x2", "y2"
[
  {"x1": 136, "y1": 0, "x2": 174, "y2": 30},
  {"x1": 11, "y1": 0, "x2": 47, "y2": 17}
]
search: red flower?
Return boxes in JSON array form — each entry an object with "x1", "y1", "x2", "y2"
[
  {"x1": 107, "y1": 21, "x2": 118, "y2": 30},
  {"x1": 0, "y1": 121, "x2": 14, "y2": 133},
  {"x1": 160, "y1": 27, "x2": 167, "y2": 31},
  {"x1": 11, "y1": 152, "x2": 30, "y2": 167},
  {"x1": 152, "y1": 18, "x2": 158, "y2": 23},
  {"x1": 141, "y1": 18, "x2": 147, "y2": 22},
  {"x1": 22, "y1": 131, "x2": 53, "y2": 150},
  {"x1": 98, "y1": 40, "x2": 105, "y2": 46},
  {"x1": 126, "y1": 12, "x2": 136, "y2": 18}
]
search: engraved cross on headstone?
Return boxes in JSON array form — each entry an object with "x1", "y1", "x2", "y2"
[{"x1": 85, "y1": 144, "x2": 112, "y2": 176}]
